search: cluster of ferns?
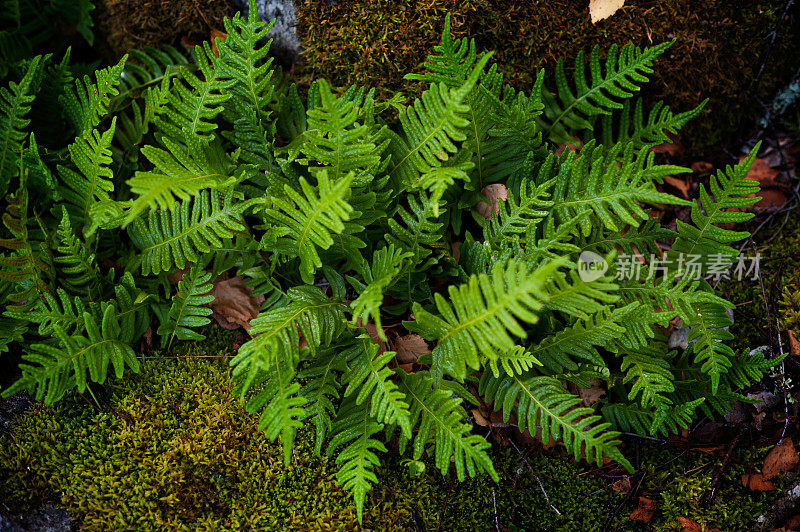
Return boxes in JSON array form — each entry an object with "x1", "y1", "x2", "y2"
[{"x1": 0, "y1": 1, "x2": 779, "y2": 519}]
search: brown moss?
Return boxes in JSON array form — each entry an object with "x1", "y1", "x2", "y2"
[
  {"x1": 296, "y1": 0, "x2": 800, "y2": 153},
  {"x1": 95, "y1": 0, "x2": 236, "y2": 58}
]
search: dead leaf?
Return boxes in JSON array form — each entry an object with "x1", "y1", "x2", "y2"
[
  {"x1": 676, "y1": 517, "x2": 722, "y2": 532},
  {"x1": 578, "y1": 378, "x2": 606, "y2": 407},
  {"x1": 589, "y1": 0, "x2": 625, "y2": 23},
  {"x1": 651, "y1": 139, "x2": 684, "y2": 156},
  {"x1": 747, "y1": 157, "x2": 780, "y2": 184},
  {"x1": 360, "y1": 320, "x2": 387, "y2": 355},
  {"x1": 476, "y1": 184, "x2": 507, "y2": 218},
  {"x1": 472, "y1": 408, "x2": 490, "y2": 427},
  {"x1": 168, "y1": 266, "x2": 189, "y2": 285},
  {"x1": 663, "y1": 175, "x2": 691, "y2": 199},
  {"x1": 630, "y1": 497, "x2": 658, "y2": 523},
  {"x1": 392, "y1": 334, "x2": 429, "y2": 364},
  {"x1": 742, "y1": 472, "x2": 776, "y2": 491},
  {"x1": 744, "y1": 156, "x2": 788, "y2": 211},
  {"x1": 691, "y1": 161, "x2": 714, "y2": 174},
  {"x1": 210, "y1": 276, "x2": 265, "y2": 332},
  {"x1": 554, "y1": 137, "x2": 583, "y2": 157},
  {"x1": 789, "y1": 331, "x2": 800, "y2": 356},
  {"x1": 612, "y1": 477, "x2": 631, "y2": 493},
  {"x1": 763, "y1": 438, "x2": 799, "y2": 480},
  {"x1": 210, "y1": 29, "x2": 227, "y2": 57}
]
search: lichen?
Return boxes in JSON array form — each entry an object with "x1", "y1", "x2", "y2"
[{"x1": 295, "y1": 0, "x2": 800, "y2": 153}]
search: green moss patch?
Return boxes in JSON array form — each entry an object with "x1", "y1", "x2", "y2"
[
  {"x1": 0, "y1": 353, "x2": 785, "y2": 530},
  {"x1": 296, "y1": 0, "x2": 800, "y2": 152}
]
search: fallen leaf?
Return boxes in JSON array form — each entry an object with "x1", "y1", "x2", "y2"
[
  {"x1": 359, "y1": 320, "x2": 387, "y2": 355},
  {"x1": 472, "y1": 408, "x2": 490, "y2": 427},
  {"x1": 676, "y1": 517, "x2": 722, "y2": 532},
  {"x1": 554, "y1": 137, "x2": 583, "y2": 157},
  {"x1": 763, "y1": 438, "x2": 799, "y2": 480},
  {"x1": 663, "y1": 175, "x2": 691, "y2": 199},
  {"x1": 168, "y1": 266, "x2": 189, "y2": 285},
  {"x1": 612, "y1": 477, "x2": 631, "y2": 493},
  {"x1": 578, "y1": 378, "x2": 606, "y2": 407},
  {"x1": 742, "y1": 472, "x2": 776, "y2": 491},
  {"x1": 651, "y1": 138, "x2": 684, "y2": 156},
  {"x1": 589, "y1": 0, "x2": 625, "y2": 23},
  {"x1": 210, "y1": 29, "x2": 227, "y2": 57},
  {"x1": 210, "y1": 276, "x2": 265, "y2": 332},
  {"x1": 691, "y1": 161, "x2": 714, "y2": 173},
  {"x1": 747, "y1": 157, "x2": 780, "y2": 184},
  {"x1": 392, "y1": 333, "x2": 429, "y2": 364},
  {"x1": 476, "y1": 184, "x2": 507, "y2": 218},
  {"x1": 789, "y1": 331, "x2": 800, "y2": 356},
  {"x1": 630, "y1": 497, "x2": 658, "y2": 523}
]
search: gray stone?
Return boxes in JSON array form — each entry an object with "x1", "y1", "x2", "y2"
[{"x1": 232, "y1": 0, "x2": 301, "y2": 65}]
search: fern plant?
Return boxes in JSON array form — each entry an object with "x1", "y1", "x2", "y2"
[{"x1": 0, "y1": 3, "x2": 781, "y2": 522}]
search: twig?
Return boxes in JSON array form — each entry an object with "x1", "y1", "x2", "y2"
[
  {"x1": 699, "y1": 427, "x2": 745, "y2": 507},
  {"x1": 749, "y1": 477, "x2": 800, "y2": 531},
  {"x1": 492, "y1": 488, "x2": 501, "y2": 532},
  {"x1": 434, "y1": 477, "x2": 452, "y2": 532},
  {"x1": 508, "y1": 439, "x2": 562, "y2": 516},
  {"x1": 774, "y1": 316, "x2": 790, "y2": 443}
]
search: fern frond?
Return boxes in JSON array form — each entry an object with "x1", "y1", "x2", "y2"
[
  {"x1": 548, "y1": 141, "x2": 690, "y2": 235},
  {"x1": 480, "y1": 371, "x2": 631, "y2": 470},
  {"x1": 53, "y1": 206, "x2": 101, "y2": 297},
  {"x1": 532, "y1": 303, "x2": 639, "y2": 373},
  {"x1": 620, "y1": 348, "x2": 675, "y2": 408},
  {"x1": 672, "y1": 145, "x2": 761, "y2": 263},
  {"x1": 387, "y1": 52, "x2": 491, "y2": 188},
  {"x1": 397, "y1": 370, "x2": 498, "y2": 482},
  {"x1": 232, "y1": 285, "x2": 346, "y2": 397},
  {"x1": 602, "y1": 398, "x2": 703, "y2": 437},
  {"x1": 300, "y1": 79, "x2": 388, "y2": 181},
  {"x1": 594, "y1": 98, "x2": 707, "y2": 149},
  {"x1": 298, "y1": 347, "x2": 347, "y2": 455},
  {"x1": 348, "y1": 245, "x2": 411, "y2": 337},
  {"x1": 127, "y1": 189, "x2": 252, "y2": 276},
  {"x1": 0, "y1": 176, "x2": 53, "y2": 306},
  {"x1": 257, "y1": 169, "x2": 355, "y2": 284},
  {"x1": 125, "y1": 137, "x2": 240, "y2": 223},
  {"x1": 57, "y1": 117, "x2": 116, "y2": 226},
  {"x1": 156, "y1": 263, "x2": 213, "y2": 348},
  {"x1": 152, "y1": 44, "x2": 230, "y2": 144},
  {"x1": 327, "y1": 397, "x2": 387, "y2": 524},
  {"x1": 0, "y1": 54, "x2": 41, "y2": 196},
  {"x1": 406, "y1": 258, "x2": 561, "y2": 382},
  {"x1": 60, "y1": 55, "x2": 126, "y2": 134},
  {"x1": 539, "y1": 42, "x2": 671, "y2": 143},
  {"x1": 342, "y1": 334, "x2": 412, "y2": 438},
  {"x1": 242, "y1": 356, "x2": 305, "y2": 465},
  {"x1": 2, "y1": 274, "x2": 148, "y2": 404}
]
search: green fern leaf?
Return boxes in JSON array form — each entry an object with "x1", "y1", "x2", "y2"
[
  {"x1": 60, "y1": 55, "x2": 126, "y2": 134},
  {"x1": 156, "y1": 263, "x2": 213, "y2": 348}
]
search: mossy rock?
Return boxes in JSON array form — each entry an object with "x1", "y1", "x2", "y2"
[
  {"x1": 295, "y1": 0, "x2": 800, "y2": 153},
  {"x1": 94, "y1": 0, "x2": 236, "y2": 58},
  {"x1": 0, "y1": 355, "x2": 628, "y2": 530}
]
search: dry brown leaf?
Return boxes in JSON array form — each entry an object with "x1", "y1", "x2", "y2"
[
  {"x1": 168, "y1": 266, "x2": 189, "y2": 285},
  {"x1": 763, "y1": 438, "x2": 799, "y2": 480},
  {"x1": 789, "y1": 331, "x2": 800, "y2": 356},
  {"x1": 651, "y1": 139, "x2": 684, "y2": 156},
  {"x1": 676, "y1": 517, "x2": 722, "y2": 532},
  {"x1": 476, "y1": 184, "x2": 507, "y2": 218},
  {"x1": 392, "y1": 333, "x2": 429, "y2": 364},
  {"x1": 589, "y1": 0, "x2": 625, "y2": 23},
  {"x1": 663, "y1": 175, "x2": 691, "y2": 199},
  {"x1": 747, "y1": 157, "x2": 780, "y2": 184},
  {"x1": 742, "y1": 472, "x2": 776, "y2": 491},
  {"x1": 691, "y1": 161, "x2": 714, "y2": 174},
  {"x1": 360, "y1": 321, "x2": 387, "y2": 355},
  {"x1": 210, "y1": 276, "x2": 265, "y2": 332},
  {"x1": 554, "y1": 137, "x2": 583, "y2": 157},
  {"x1": 578, "y1": 378, "x2": 606, "y2": 407},
  {"x1": 611, "y1": 477, "x2": 631, "y2": 493},
  {"x1": 472, "y1": 408, "x2": 490, "y2": 427},
  {"x1": 744, "y1": 156, "x2": 788, "y2": 210},
  {"x1": 210, "y1": 29, "x2": 227, "y2": 57},
  {"x1": 630, "y1": 497, "x2": 658, "y2": 523}
]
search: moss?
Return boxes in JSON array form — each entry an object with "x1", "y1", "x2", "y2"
[
  {"x1": 296, "y1": 0, "x2": 800, "y2": 153},
  {"x1": 636, "y1": 444, "x2": 784, "y2": 531},
  {"x1": 94, "y1": 0, "x2": 236, "y2": 58},
  {"x1": 0, "y1": 354, "x2": 628, "y2": 530}
]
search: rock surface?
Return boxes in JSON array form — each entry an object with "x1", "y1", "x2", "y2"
[{"x1": 232, "y1": 0, "x2": 301, "y2": 65}]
